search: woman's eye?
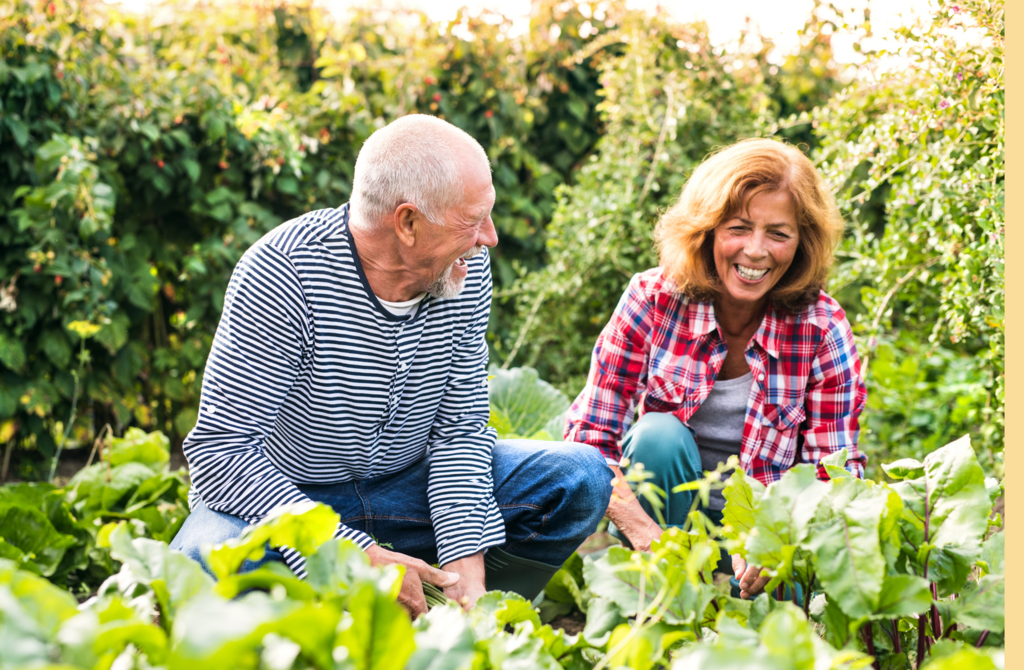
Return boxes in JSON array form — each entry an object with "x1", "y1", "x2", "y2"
[{"x1": 773, "y1": 232, "x2": 790, "y2": 239}]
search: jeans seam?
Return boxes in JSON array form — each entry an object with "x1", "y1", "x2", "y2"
[
  {"x1": 355, "y1": 481, "x2": 372, "y2": 538},
  {"x1": 368, "y1": 515, "x2": 432, "y2": 523},
  {"x1": 505, "y1": 531, "x2": 540, "y2": 553},
  {"x1": 498, "y1": 503, "x2": 543, "y2": 510}
]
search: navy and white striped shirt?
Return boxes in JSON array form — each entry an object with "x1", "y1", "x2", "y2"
[{"x1": 183, "y1": 204, "x2": 505, "y2": 569}]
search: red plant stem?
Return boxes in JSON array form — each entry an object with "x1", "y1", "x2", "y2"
[
  {"x1": 976, "y1": 631, "x2": 990, "y2": 648},
  {"x1": 861, "y1": 624, "x2": 881, "y2": 670},
  {"x1": 697, "y1": 572, "x2": 720, "y2": 613},
  {"x1": 930, "y1": 583, "x2": 942, "y2": 639},
  {"x1": 892, "y1": 620, "x2": 903, "y2": 655},
  {"x1": 776, "y1": 584, "x2": 785, "y2": 601},
  {"x1": 803, "y1": 572, "x2": 815, "y2": 617},
  {"x1": 917, "y1": 614, "x2": 928, "y2": 669}
]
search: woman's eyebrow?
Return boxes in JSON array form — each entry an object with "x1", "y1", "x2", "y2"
[{"x1": 737, "y1": 217, "x2": 794, "y2": 228}]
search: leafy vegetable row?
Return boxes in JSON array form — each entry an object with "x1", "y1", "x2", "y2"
[{"x1": 0, "y1": 434, "x2": 1003, "y2": 669}]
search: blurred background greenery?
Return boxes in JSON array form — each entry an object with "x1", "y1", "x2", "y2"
[{"x1": 0, "y1": 0, "x2": 1003, "y2": 481}]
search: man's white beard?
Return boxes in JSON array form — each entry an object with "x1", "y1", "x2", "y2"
[
  {"x1": 427, "y1": 261, "x2": 467, "y2": 299},
  {"x1": 427, "y1": 246, "x2": 483, "y2": 299}
]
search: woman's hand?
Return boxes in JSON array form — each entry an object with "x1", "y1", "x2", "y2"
[
  {"x1": 365, "y1": 544, "x2": 460, "y2": 618},
  {"x1": 606, "y1": 465, "x2": 664, "y2": 551},
  {"x1": 732, "y1": 554, "x2": 771, "y2": 599}
]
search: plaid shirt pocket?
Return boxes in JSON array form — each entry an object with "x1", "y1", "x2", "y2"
[{"x1": 758, "y1": 403, "x2": 807, "y2": 468}]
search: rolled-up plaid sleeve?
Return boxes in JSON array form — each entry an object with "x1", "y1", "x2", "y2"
[
  {"x1": 801, "y1": 309, "x2": 867, "y2": 479},
  {"x1": 564, "y1": 273, "x2": 655, "y2": 464}
]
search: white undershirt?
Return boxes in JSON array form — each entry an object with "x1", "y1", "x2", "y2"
[{"x1": 377, "y1": 292, "x2": 427, "y2": 317}]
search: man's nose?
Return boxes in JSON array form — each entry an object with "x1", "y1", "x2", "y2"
[{"x1": 478, "y1": 216, "x2": 499, "y2": 248}]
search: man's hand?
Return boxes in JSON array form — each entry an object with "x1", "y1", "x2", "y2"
[
  {"x1": 366, "y1": 544, "x2": 459, "y2": 618},
  {"x1": 606, "y1": 465, "x2": 664, "y2": 551},
  {"x1": 441, "y1": 552, "x2": 487, "y2": 611},
  {"x1": 732, "y1": 554, "x2": 771, "y2": 599}
]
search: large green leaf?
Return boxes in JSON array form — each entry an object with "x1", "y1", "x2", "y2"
[
  {"x1": 105, "y1": 523, "x2": 214, "y2": 628},
  {"x1": 807, "y1": 480, "x2": 892, "y2": 619},
  {"x1": 107, "y1": 427, "x2": 170, "y2": 469},
  {"x1": 889, "y1": 436, "x2": 991, "y2": 594},
  {"x1": 487, "y1": 367, "x2": 569, "y2": 439},
  {"x1": 720, "y1": 469, "x2": 765, "y2": 552},
  {"x1": 69, "y1": 461, "x2": 159, "y2": 513},
  {"x1": 744, "y1": 465, "x2": 829, "y2": 581},
  {"x1": 0, "y1": 503, "x2": 77, "y2": 576},
  {"x1": 582, "y1": 545, "x2": 715, "y2": 626},
  {"x1": 336, "y1": 583, "x2": 415, "y2": 670},
  {"x1": 168, "y1": 592, "x2": 340, "y2": 670},
  {"x1": 205, "y1": 503, "x2": 339, "y2": 579},
  {"x1": 406, "y1": 604, "x2": 481, "y2": 670}
]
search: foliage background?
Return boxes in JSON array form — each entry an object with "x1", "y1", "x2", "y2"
[{"x1": 0, "y1": 0, "x2": 1004, "y2": 480}]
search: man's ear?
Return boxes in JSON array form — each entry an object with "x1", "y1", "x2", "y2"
[{"x1": 393, "y1": 203, "x2": 420, "y2": 248}]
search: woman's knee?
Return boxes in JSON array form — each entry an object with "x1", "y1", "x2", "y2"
[{"x1": 624, "y1": 412, "x2": 694, "y2": 469}]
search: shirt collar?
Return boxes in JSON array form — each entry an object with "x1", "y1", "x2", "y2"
[{"x1": 686, "y1": 296, "x2": 784, "y2": 359}]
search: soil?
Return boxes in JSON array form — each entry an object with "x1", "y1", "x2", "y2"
[{"x1": 550, "y1": 611, "x2": 586, "y2": 635}]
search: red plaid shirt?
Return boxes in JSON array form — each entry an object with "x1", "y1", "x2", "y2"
[{"x1": 564, "y1": 268, "x2": 866, "y2": 485}]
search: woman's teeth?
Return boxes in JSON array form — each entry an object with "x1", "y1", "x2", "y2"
[{"x1": 736, "y1": 265, "x2": 769, "y2": 281}]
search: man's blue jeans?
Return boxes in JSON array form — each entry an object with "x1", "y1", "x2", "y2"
[{"x1": 169, "y1": 440, "x2": 612, "y2": 574}]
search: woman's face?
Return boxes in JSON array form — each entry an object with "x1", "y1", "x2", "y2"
[{"x1": 713, "y1": 189, "x2": 800, "y2": 309}]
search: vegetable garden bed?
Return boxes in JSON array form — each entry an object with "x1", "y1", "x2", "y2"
[{"x1": 0, "y1": 424, "x2": 1004, "y2": 670}]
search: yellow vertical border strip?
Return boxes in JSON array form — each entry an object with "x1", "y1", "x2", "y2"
[{"x1": 1005, "y1": 0, "x2": 1017, "y2": 660}]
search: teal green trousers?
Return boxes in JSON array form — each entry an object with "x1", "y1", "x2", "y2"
[
  {"x1": 619, "y1": 411, "x2": 708, "y2": 529},
  {"x1": 614, "y1": 412, "x2": 805, "y2": 605}
]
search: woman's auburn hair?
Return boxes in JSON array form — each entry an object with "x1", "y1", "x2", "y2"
[{"x1": 654, "y1": 138, "x2": 845, "y2": 313}]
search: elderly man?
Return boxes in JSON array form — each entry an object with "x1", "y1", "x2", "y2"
[{"x1": 169, "y1": 115, "x2": 611, "y2": 615}]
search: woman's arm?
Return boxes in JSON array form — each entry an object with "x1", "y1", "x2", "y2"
[
  {"x1": 606, "y1": 464, "x2": 665, "y2": 551},
  {"x1": 801, "y1": 306, "x2": 868, "y2": 477},
  {"x1": 565, "y1": 273, "x2": 663, "y2": 548}
]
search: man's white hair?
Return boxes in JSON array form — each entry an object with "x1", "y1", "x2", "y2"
[{"x1": 349, "y1": 115, "x2": 490, "y2": 229}]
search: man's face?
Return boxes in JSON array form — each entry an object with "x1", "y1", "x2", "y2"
[{"x1": 423, "y1": 161, "x2": 498, "y2": 299}]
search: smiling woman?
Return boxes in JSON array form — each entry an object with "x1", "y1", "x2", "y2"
[{"x1": 564, "y1": 137, "x2": 866, "y2": 600}]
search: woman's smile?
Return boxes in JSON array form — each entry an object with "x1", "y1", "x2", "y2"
[{"x1": 713, "y1": 188, "x2": 800, "y2": 308}]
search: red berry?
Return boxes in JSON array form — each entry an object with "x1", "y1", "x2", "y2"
[
  {"x1": 46, "y1": 2, "x2": 55, "y2": 17},
  {"x1": 425, "y1": 76, "x2": 435, "y2": 85},
  {"x1": 157, "y1": 160, "x2": 165, "y2": 168},
  {"x1": 57, "y1": 71, "x2": 63, "y2": 80},
  {"x1": 219, "y1": 160, "x2": 229, "y2": 170},
  {"x1": 433, "y1": 93, "x2": 442, "y2": 102},
  {"x1": 277, "y1": 157, "x2": 285, "y2": 165},
  {"x1": 33, "y1": 263, "x2": 41, "y2": 273},
  {"x1": 55, "y1": 276, "x2": 63, "y2": 286},
  {"x1": 484, "y1": 110, "x2": 493, "y2": 118}
]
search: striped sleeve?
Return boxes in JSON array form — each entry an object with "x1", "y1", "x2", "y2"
[
  {"x1": 425, "y1": 262, "x2": 505, "y2": 567},
  {"x1": 183, "y1": 241, "x2": 375, "y2": 571}
]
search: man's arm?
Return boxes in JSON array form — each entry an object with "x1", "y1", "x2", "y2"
[
  {"x1": 185, "y1": 242, "x2": 374, "y2": 575},
  {"x1": 425, "y1": 255, "x2": 505, "y2": 608}
]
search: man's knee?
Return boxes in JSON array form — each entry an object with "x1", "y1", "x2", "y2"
[
  {"x1": 548, "y1": 443, "x2": 614, "y2": 524},
  {"x1": 624, "y1": 412, "x2": 693, "y2": 470},
  {"x1": 169, "y1": 500, "x2": 249, "y2": 566}
]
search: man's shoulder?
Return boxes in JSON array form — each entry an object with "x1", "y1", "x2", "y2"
[{"x1": 252, "y1": 207, "x2": 348, "y2": 258}]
